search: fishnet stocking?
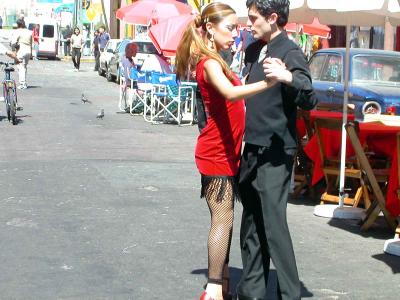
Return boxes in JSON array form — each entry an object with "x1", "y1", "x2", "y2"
[{"x1": 203, "y1": 178, "x2": 235, "y2": 283}]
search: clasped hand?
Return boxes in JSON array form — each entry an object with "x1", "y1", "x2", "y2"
[{"x1": 263, "y1": 57, "x2": 292, "y2": 85}]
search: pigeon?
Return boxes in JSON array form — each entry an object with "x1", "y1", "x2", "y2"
[
  {"x1": 81, "y1": 93, "x2": 91, "y2": 104},
  {"x1": 96, "y1": 109, "x2": 104, "y2": 119}
]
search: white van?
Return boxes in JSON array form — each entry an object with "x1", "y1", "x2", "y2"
[{"x1": 25, "y1": 18, "x2": 59, "y2": 59}]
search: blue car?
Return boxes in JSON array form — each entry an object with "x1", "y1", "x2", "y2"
[{"x1": 308, "y1": 48, "x2": 400, "y2": 118}]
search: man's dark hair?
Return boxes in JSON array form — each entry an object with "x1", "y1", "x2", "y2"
[
  {"x1": 246, "y1": 0, "x2": 290, "y2": 27},
  {"x1": 16, "y1": 19, "x2": 26, "y2": 28}
]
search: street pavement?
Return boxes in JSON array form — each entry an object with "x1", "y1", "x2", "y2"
[{"x1": 0, "y1": 59, "x2": 399, "y2": 300}]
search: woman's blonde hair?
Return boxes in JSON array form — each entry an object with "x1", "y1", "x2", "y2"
[{"x1": 175, "y1": 2, "x2": 236, "y2": 81}]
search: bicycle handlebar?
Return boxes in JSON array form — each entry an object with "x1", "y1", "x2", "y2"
[{"x1": 0, "y1": 61, "x2": 16, "y2": 66}]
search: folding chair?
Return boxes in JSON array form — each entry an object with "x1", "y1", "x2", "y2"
[
  {"x1": 314, "y1": 118, "x2": 368, "y2": 207},
  {"x1": 150, "y1": 73, "x2": 195, "y2": 125},
  {"x1": 345, "y1": 122, "x2": 397, "y2": 230},
  {"x1": 292, "y1": 109, "x2": 314, "y2": 198}
]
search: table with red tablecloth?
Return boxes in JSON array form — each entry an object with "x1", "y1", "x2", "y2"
[{"x1": 299, "y1": 111, "x2": 400, "y2": 217}]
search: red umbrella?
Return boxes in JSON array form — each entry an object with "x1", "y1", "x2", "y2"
[
  {"x1": 116, "y1": 0, "x2": 193, "y2": 25},
  {"x1": 148, "y1": 13, "x2": 195, "y2": 56},
  {"x1": 285, "y1": 17, "x2": 331, "y2": 38}
]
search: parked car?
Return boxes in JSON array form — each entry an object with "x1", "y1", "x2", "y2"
[
  {"x1": 26, "y1": 17, "x2": 59, "y2": 59},
  {"x1": 106, "y1": 40, "x2": 161, "y2": 82},
  {"x1": 308, "y1": 48, "x2": 400, "y2": 118},
  {"x1": 106, "y1": 38, "x2": 132, "y2": 82},
  {"x1": 98, "y1": 38, "x2": 121, "y2": 76},
  {"x1": 132, "y1": 40, "x2": 159, "y2": 68}
]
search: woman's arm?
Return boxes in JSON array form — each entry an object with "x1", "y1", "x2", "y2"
[{"x1": 203, "y1": 59, "x2": 277, "y2": 102}]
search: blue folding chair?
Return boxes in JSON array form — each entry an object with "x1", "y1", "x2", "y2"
[
  {"x1": 128, "y1": 67, "x2": 153, "y2": 121},
  {"x1": 150, "y1": 72, "x2": 195, "y2": 125}
]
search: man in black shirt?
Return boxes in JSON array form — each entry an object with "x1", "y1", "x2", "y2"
[{"x1": 237, "y1": 1, "x2": 317, "y2": 300}]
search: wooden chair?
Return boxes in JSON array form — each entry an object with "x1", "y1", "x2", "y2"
[
  {"x1": 314, "y1": 118, "x2": 368, "y2": 207},
  {"x1": 345, "y1": 122, "x2": 397, "y2": 230},
  {"x1": 292, "y1": 109, "x2": 314, "y2": 197}
]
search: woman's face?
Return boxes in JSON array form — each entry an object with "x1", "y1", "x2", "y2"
[
  {"x1": 209, "y1": 13, "x2": 238, "y2": 51},
  {"x1": 75, "y1": 28, "x2": 80, "y2": 35}
]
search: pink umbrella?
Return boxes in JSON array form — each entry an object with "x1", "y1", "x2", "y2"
[
  {"x1": 285, "y1": 17, "x2": 331, "y2": 38},
  {"x1": 148, "y1": 13, "x2": 195, "y2": 56},
  {"x1": 116, "y1": 0, "x2": 193, "y2": 25}
]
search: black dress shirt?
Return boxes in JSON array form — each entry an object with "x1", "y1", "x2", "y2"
[{"x1": 243, "y1": 32, "x2": 317, "y2": 149}]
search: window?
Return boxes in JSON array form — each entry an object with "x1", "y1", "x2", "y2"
[
  {"x1": 309, "y1": 54, "x2": 326, "y2": 81},
  {"x1": 137, "y1": 42, "x2": 158, "y2": 55},
  {"x1": 320, "y1": 55, "x2": 342, "y2": 83},
  {"x1": 352, "y1": 55, "x2": 400, "y2": 84},
  {"x1": 43, "y1": 25, "x2": 54, "y2": 38}
]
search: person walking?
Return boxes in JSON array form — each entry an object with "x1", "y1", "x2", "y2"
[
  {"x1": 63, "y1": 25, "x2": 72, "y2": 56},
  {"x1": 98, "y1": 26, "x2": 110, "y2": 53},
  {"x1": 92, "y1": 30, "x2": 100, "y2": 71},
  {"x1": 32, "y1": 24, "x2": 40, "y2": 60},
  {"x1": 11, "y1": 19, "x2": 32, "y2": 90},
  {"x1": 70, "y1": 27, "x2": 84, "y2": 71},
  {"x1": 0, "y1": 16, "x2": 3, "y2": 29},
  {"x1": 175, "y1": 2, "x2": 286, "y2": 300},
  {"x1": 236, "y1": 1, "x2": 317, "y2": 300}
]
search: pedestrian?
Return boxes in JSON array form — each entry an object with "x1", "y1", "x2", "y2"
[
  {"x1": 32, "y1": 24, "x2": 40, "y2": 60},
  {"x1": 70, "y1": 27, "x2": 84, "y2": 71},
  {"x1": 63, "y1": 25, "x2": 72, "y2": 56},
  {"x1": 175, "y1": 2, "x2": 286, "y2": 300},
  {"x1": 98, "y1": 26, "x2": 110, "y2": 53},
  {"x1": 11, "y1": 18, "x2": 32, "y2": 90},
  {"x1": 236, "y1": 1, "x2": 317, "y2": 300},
  {"x1": 93, "y1": 29, "x2": 100, "y2": 71},
  {"x1": 0, "y1": 15, "x2": 3, "y2": 29}
]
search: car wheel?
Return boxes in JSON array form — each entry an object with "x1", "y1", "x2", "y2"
[
  {"x1": 98, "y1": 68, "x2": 104, "y2": 76},
  {"x1": 362, "y1": 101, "x2": 381, "y2": 115},
  {"x1": 106, "y1": 67, "x2": 113, "y2": 82}
]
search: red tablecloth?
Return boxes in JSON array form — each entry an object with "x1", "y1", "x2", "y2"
[{"x1": 301, "y1": 114, "x2": 400, "y2": 216}]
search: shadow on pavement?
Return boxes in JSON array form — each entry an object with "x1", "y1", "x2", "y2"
[
  {"x1": 191, "y1": 267, "x2": 313, "y2": 299},
  {"x1": 372, "y1": 253, "x2": 400, "y2": 274},
  {"x1": 327, "y1": 217, "x2": 393, "y2": 240}
]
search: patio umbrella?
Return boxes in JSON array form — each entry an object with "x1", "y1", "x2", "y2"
[
  {"x1": 285, "y1": 17, "x2": 331, "y2": 39},
  {"x1": 289, "y1": 0, "x2": 400, "y2": 209},
  {"x1": 115, "y1": 0, "x2": 193, "y2": 25},
  {"x1": 148, "y1": 13, "x2": 196, "y2": 56}
]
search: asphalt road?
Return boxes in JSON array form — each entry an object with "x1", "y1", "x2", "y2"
[{"x1": 0, "y1": 59, "x2": 399, "y2": 300}]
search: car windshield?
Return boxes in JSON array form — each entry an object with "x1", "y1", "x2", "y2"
[
  {"x1": 118, "y1": 40, "x2": 131, "y2": 53},
  {"x1": 352, "y1": 55, "x2": 400, "y2": 86},
  {"x1": 137, "y1": 42, "x2": 158, "y2": 54}
]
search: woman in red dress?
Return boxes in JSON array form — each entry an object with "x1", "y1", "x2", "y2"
[{"x1": 175, "y1": 3, "x2": 285, "y2": 300}]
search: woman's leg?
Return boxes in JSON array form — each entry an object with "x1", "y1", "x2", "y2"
[
  {"x1": 202, "y1": 177, "x2": 235, "y2": 300},
  {"x1": 71, "y1": 48, "x2": 77, "y2": 69},
  {"x1": 76, "y1": 49, "x2": 81, "y2": 70}
]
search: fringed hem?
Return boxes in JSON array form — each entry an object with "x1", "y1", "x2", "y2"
[{"x1": 200, "y1": 174, "x2": 241, "y2": 202}]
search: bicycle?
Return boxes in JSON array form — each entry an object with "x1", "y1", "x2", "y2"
[{"x1": 0, "y1": 61, "x2": 18, "y2": 125}]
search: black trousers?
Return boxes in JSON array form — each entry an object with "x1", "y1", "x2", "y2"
[
  {"x1": 71, "y1": 48, "x2": 81, "y2": 70},
  {"x1": 94, "y1": 50, "x2": 100, "y2": 70},
  {"x1": 237, "y1": 143, "x2": 300, "y2": 300}
]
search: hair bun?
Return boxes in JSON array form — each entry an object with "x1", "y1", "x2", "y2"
[{"x1": 194, "y1": 15, "x2": 202, "y2": 28}]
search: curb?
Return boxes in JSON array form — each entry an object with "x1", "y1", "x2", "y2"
[{"x1": 61, "y1": 56, "x2": 96, "y2": 63}]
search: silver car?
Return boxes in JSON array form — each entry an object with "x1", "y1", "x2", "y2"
[{"x1": 98, "y1": 39, "x2": 121, "y2": 76}]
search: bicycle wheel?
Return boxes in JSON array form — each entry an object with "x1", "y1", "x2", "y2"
[{"x1": 7, "y1": 87, "x2": 17, "y2": 125}]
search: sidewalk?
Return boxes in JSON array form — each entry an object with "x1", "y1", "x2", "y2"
[{"x1": 60, "y1": 55, "x2": 95, "y2": 63}]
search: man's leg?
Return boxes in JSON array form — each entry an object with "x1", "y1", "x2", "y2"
[
  {"x1": 94, "y1": 51, "x2": 100, "y2": 71},
  {"x1": 237, "y1": 145, "x2": 270, "y2": 300},
  {"x1": 17, "y1": 54, "x2": 29, "y2": 88},
  {"x1": 255, "y1": 146, "x2": 300, "y2": 300}
]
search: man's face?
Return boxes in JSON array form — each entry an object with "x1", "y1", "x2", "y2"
[
  {"x1": 248, "y1": 6, "x2": 272, "y2": 42},
  {"x1": 99, "y1": 27, "x2": 104, "y2": 34}
]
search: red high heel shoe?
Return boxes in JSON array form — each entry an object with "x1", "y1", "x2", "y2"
[{"x1": 200, "y1": 291, "x2": 215, "y2": 300}]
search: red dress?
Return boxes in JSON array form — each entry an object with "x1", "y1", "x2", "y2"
[{"x1": 195, "y1": 58, "x2": 245, "y2": 176}]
